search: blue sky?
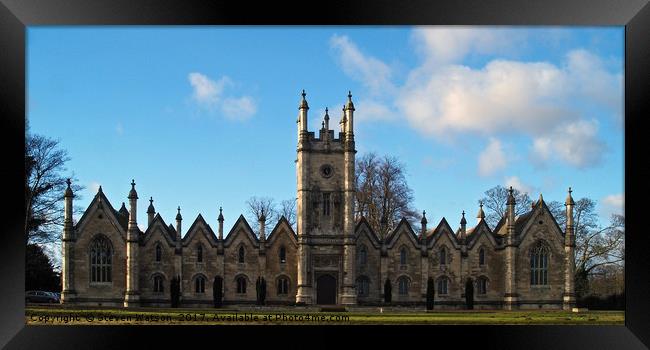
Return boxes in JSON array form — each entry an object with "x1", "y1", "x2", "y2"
[{"x1": 28, "y1": 26, "x2": 624, "y2": 238}]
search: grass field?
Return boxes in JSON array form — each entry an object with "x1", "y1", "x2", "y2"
[{"x1": 25, "y1": 305, "x2": 624, "y2": 325}]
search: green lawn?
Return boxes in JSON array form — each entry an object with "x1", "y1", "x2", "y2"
[{"x1": 25, "y1": 306, "x2": 624, "y2": 325}]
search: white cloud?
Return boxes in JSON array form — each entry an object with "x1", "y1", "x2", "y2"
[
  {"x1": 531, "y1": 119, "x2": 605, "y2": 168},
  {"x1": 188, "y1": 72, "x2": 230, "y2": 108},
  {"x1": 600, "y1": 193, "x2": 624, "y2": 218},
  {"x1": 221, "y1": 96, "x2": 257, "y2": 121},
  {"x1": 355, "y1": 99, "x2": 395, "y2": 121},
  {"x1": 329, "y1": 34, "x2": 395, "y2": 96},
  {"x1": 478, "y1": 138, "x2": 508, "y2": 176},
  {"x1": 187, "y1": 72, "x2": 256, "y2": 120},
  {"x1": 411, "y1": 27, "x2": 524, "y2": 65},
  {"x1": 329, "y1": 31, "x2": 621, "y2": 170},
  {"x1": 504, "y1": 176, "x2": 534, "y2": 195}
]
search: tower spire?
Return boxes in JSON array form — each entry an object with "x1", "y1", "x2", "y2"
[
  {"x1": 324, "y1": 107, "x2": 330, "y2": 130},
  {"x1": 298, "y1": 89, "x2": 309, "y2": 137},
  {"x1": 477, "y1": 201, "x2": 485, "y2": 223}
]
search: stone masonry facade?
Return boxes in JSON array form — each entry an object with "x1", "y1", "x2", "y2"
[{"x1": 60, "y1": 91, "x2": 577, "y2": 309}]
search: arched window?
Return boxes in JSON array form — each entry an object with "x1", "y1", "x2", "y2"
[
  {"x1": 153, "y1": 275, "x2": 164, "y2": 293},
  {"x1": 357, "y1": 276, "x2": 370, "y2": 297},
  {"x1": 238, "y1": 246, "x2": 245, "y2": 263},
  {"x1": 90, "y1": 235, "x2": 112, "y2": 283},
  {"x1": 437, "y1": 277, "x2": 449, "y2": 295},
  {"x1": 277, "y1": 277, "x2": 289, "y2": 295},
  {"x1": 398, "y1": 276, "x2": 410, "y2": 295},
  {"x1": 195, "y1": 275, "x2": 206, "y2": 293},
  {"x1": 155, "y1": 244, "x2": 162, "y2": 262},
  {"x1": 439, "y1": 247, "x2": 447, "y2": 266},
  {"x1": 400, "y1": 247, "x2": 408, "y2": 265},
  {"x1": 279, "y1": 246, "x2": 286, "y2": 264},
  {"x1": 236, "y1": 276, "x2": 247, "y2": 294},
  {"x1": 530, "y1": 241, "x2": 549, "y2": 286},
  {"x1": 358, "y1": 245, "x2": 367, "y2": 267},
  {"x1": 477, "y1": 277, "x2": 488, "y2": 295},
  {"x1": 197, "y1": 244, "x2": 203, "y2": 263},
  {"x1": 479, "y1": 248, "x2": 485, "y2": 266}
]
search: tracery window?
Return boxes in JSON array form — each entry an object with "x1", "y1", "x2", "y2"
[
  {"x1": 437, "y1": 277, "x2": 449, "y2": 295},
  {"x1": 195, "y1": 275, "x2": 206, "y2": 293},
  {"x1": 530, "y1": 241, "x2": 549, "y2": 286},
  {"x1": 358, "y1": 245, "x2": 368, "y2": 267},
  {"x1": 398, "y1": 276, "x2": 410, "y2": 295},
  {"x1": 400, "y1": 247, "x2": 408, "y2": 265},
  {"x1": 277, "y1": 277, "x2": 289, "y2": 295},
  {"x1": 357, "y1": 276, "x2": 370, "y2": 297},
  {"x1": 477, "y1": 277, "x2": 487, "y2": 295},
  {"x1": 153, "y1": 275, "x2": 164, "y2": 293},
  {"x1": 439, "y1": 247, "x2": 447, "y2": 266},
  {"x1": 90, "y1": 235, "x2": 112, "y2": 283},
  {"x1": 238, "y1": 246, "x2": 245, "y2": 263},
  {"x1": 322, "y1": 193, "x2": 331, "y2": 216},
  {"x1": 236, "y1": 276, "x2": 247, "y2": 294}
]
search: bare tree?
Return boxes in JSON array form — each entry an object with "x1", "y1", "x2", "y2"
[
  {"x1": 478, "y1": 185, "x2": 533, "y2": 229},
  {"x1": 278, "y1": 198, "x2": 297, "y2": 230},
  {"x1": 245, "y1": 196, "x2": 277, "y2": 236},
  {"x1": 355, "y1": 152, "x2": 420, "y2": 236},
  {"x1": 25, "y1": 134, "x2": 84, "y2": 246}
]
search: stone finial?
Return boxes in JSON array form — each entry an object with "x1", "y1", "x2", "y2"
[
  {"x1": 176, "y1": 206, "x2": 182, "y2": 221},
  {"x1": 507, "y1": 186, "x2": 516, "y2": 205},
  {"x1": 259, "y1": 207, "x2": 266, "y2": 222},
  {"x1": 340, "y1": 105, "x2": 347, "y2": 124},
  {"x1": 218, "y1": 206, "x2": 224, "y2": 222},
  {"x1": 421, "y1": 210, "x2": 427, "y2": 225},
  {"x1": 460, "y1": 210, "x2": 467, "y2": 225},
  {"x1": 299, "y1": 89, "x2": 309, "y2": 110},
  {"x1": 64, "y1": 178, "x2": 73, "y2": 197},
  {"x1": 128, "y1": 179, "x2": 138, "y2": 199},
  {"x1": 477, "y1": 202, "x2": 485, "y2": 220},
  {"x1": 345, "y1": 90, "x2": 355, "y2": 110},
  {"x1": 147, "y1": 197, "x2": 155, "y2": 214},
  {"x1": 565, "y1": 187, "x2": 575, "y2": 206},
  {"x1": 98, "y1": 185, "x2": 103, "y2": 193}
]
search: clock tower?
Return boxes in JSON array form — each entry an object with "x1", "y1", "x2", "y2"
[{"x1": 295, "y1": 90, "x2": 357, "y2": 305}]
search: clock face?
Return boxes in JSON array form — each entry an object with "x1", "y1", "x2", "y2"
[{"x1": 320, "y1": 164, "x2": 334, "y2": 178}]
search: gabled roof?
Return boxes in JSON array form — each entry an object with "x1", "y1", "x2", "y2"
[
  {"x1": 144, "y1": 213, "x2": 176, "y2": 242},
  {"x1": 223, "y1": 214, "x2": 259, "y2": 247},
  {"x1": 465, "y1": 219, "x2": 498, "y2": 249},
  {"x1": 493, "y1": 216, "x2": 507, "y2": 235},
  {"x1": 266, "y1": 216, "x2": 298, "y2": 246},
  {"x1": 517, "y1": 199, "x2": 565, "y2": 242},
  {"x1": 426, "y1": 217, "x2": 460, "y2": 248},
  {"x1": 74, "y1": 189, "x2": 127, "y2": 241},
  {"x1": 385, "y1": 218, "x2": 419, "y2": 248},
  {"x1": 354, "y1": 216, "x2": 381, "y2": 248},
  {"x1": 182, "y1": 214, "x2": 219, "y2": 247},
  {"x1": 142, "y1": 213, "x2": 176, "y2": 246}
]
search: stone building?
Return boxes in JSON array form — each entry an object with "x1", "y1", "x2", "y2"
[{"x1": 60, "y1": 91, "x2": 576, "y2": 309}]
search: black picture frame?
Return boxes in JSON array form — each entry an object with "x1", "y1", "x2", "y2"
[{"x1": 1, "y1": 0, "x2": 648, "y2": 349}]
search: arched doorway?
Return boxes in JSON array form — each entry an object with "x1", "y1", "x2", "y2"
[
  {"x1": 316, "y1": 274, "x2": 337, "y2": 305},
  {"x1": 465, "y1": 278, "x2": 474, "y2": 310}
]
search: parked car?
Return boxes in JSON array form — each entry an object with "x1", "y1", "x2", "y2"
[
  {"x1": 46, "y1": 292, "x2": 61, "y2": 303},
  {"x1": 25, "y1": 290, "x2": 59, "y2": 303}
]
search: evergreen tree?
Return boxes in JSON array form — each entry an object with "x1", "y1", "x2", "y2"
[
  {"x1": 426, "y1": 277, "x2": 435, "y2": 310},
  {"x1": 384, "y1": 278, "x2": 392, "y2": 304}
]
